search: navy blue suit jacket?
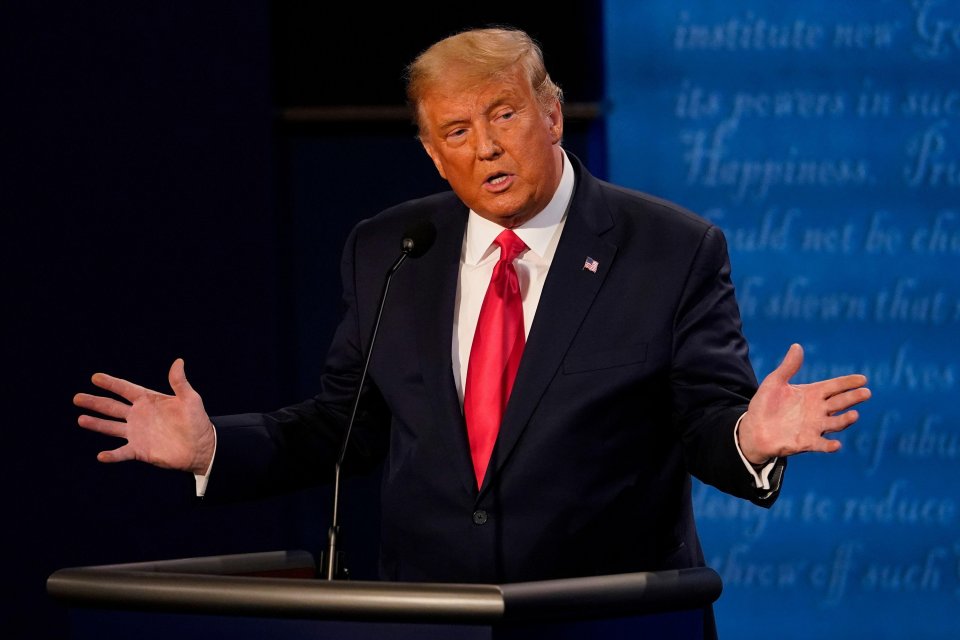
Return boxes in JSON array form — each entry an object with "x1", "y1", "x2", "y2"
[{"x1": 208, "y1": 155, "x2": 780, "y2": 583}]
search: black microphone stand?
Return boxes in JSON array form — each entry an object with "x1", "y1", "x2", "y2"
[{"x1": 323, "y1": 226, "x2": 434, "y2": 580}]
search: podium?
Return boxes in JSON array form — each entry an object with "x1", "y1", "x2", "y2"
[{"x1": 48, "y1": 551, "x2": 722, "y2": 639}]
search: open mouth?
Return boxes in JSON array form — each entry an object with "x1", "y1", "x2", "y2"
[{"x1": 484, "y1": 172, "x2": 514, "y2": 191}]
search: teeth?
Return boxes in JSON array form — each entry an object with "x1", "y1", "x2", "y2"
[{"x1": 489, "y1": 175, "x2": 508, "y2": 185}]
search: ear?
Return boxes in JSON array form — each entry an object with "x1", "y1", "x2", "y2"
[
  {"x1": 546, "y1": 99, "x2": 563, "y2": 144},
  {"x1": 420, "y1": 137, "x2": 448, "y2": 181}
]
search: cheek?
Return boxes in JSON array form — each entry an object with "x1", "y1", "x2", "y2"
[{"x1": 448, "y1": 157, "x2": 479, "y2": 182}]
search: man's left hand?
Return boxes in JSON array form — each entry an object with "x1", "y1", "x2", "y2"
[{"x1": 738, "y1": 343, "x2": 871, "y2": 465}]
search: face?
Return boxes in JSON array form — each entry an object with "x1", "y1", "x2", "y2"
[{"x1": 418, "y1": 65, "x2": 564, "y2": 228}]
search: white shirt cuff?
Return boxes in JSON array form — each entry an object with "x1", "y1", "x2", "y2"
[
  {"x1": 193, "y1": 426, "x2": 217, "y2": 497},
  {"x1": 734, "y1": 412, "x2": 777, "y2": 494}
]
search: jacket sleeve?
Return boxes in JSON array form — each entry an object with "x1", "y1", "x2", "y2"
[{"x1": 670, "y1": 224, "x2": 785, "y2": 507}]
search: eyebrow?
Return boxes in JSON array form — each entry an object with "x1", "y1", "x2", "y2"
[
  {"x1": 434, "y1": 91, "x2": 522, "y2": 132},
  {"x1": 436, "y1": 115, "x2": 470, "y2": 132}
]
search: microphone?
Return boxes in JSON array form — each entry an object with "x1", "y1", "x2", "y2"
[
  {"x1": 401, "y1": 219, "x2": 437, "y2": 259},
  {"x1": 323, "y1": 219, "x2": 437, "y2": 580}
]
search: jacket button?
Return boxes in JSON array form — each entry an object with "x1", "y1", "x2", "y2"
[{"x1": 472, "y1": 510, "x2": 488, "y2": 525}]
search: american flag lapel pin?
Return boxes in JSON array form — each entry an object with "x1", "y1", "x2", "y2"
[{"x1": 582, "y1": 256, "x2": 599, "y2": 273}]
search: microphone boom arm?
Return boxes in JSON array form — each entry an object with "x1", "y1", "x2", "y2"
[
  {"x1": 323, "y1": 219, "x2": 434, "y2": 581},
  {"x1": 324, "y1": 252, "x2": 407, "y2": 580}
]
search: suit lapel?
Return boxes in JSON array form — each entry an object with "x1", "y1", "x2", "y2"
[
  {"x1": 413, "y1": 203, "x2": 477, "y2": 497},
  {"x1": 480, "y1": 161, "x2": 618, "y2": 495}
]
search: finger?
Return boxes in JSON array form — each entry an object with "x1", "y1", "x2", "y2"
[
  {"x1": 818, "y1": 374, "x2": 869, "y2": 399},
  {"x1": 825, "y1": 387, "x2": 871, "y2": 414},
  {"x1": 819, "y1": 410, "x2": 860, "y2": 434},
  {"x1": 73, "y1": 393, "x2": 131, "y2": 419},
  {"x1": 90, "y1": 372, "x2": 149, "y2": 402},
  {"x1": 769, "y1": 343, "x2": 803, "y2": 384},
  {"x1": 168, "y1": 358, "x2": 195, "y2": 398},
  {"x1": 811, "y1": 437, "x2": 843, "y2": 454},
  {"x1": 78, "y1": 414, "x2": 127, "y2": 438},
  {"x1": 97, "y1": 444, "x2": 136, "y2": 464}
]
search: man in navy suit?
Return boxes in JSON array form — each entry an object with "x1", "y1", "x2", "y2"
[{"x1": 75, "y1": 28, "x2": 870, "y2": 585}]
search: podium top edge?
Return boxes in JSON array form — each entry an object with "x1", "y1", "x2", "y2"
[{"x1": 47, "y1": 551, "x2": 721, "y2": 624}]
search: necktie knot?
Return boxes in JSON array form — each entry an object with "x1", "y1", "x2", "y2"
[{"x1": 494, "y1": 229, "x2": 527, "y2": 264}]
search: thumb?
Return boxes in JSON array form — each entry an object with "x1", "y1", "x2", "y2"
[
  {"x1": 770, "y1": 343, "x2": 803, "y2": 384},
  {"x1": 168, "y1": 358, "x2": 195, "y2": 397}
]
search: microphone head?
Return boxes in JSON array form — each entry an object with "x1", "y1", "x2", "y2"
[{"x1": 401, "y1": 220, "x2": 437, "y2": 258}]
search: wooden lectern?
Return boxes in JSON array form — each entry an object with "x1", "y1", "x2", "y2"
[{"x1": 48, "y1": 550, "x2": 722, "y2": 639}]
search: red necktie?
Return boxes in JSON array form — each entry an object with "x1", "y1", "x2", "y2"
[{"x1": 464, "y1": 229, "x2": 528, "y2": 488}]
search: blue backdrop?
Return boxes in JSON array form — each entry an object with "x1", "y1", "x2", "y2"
[{"x1": 605, "y1": 1, "x2": 959, "y2": 637}]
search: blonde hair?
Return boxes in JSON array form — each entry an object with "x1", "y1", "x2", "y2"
[{"x1": 405, "y1": 27, "x2": 563, "y2": 134}]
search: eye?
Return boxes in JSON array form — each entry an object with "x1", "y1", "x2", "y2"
[
  {"x1": 498, "y1": 110, "x2": 515, "y2": 122},
  {"x1": 447, "y1": 128, "x2": 467, "y2": 140}
]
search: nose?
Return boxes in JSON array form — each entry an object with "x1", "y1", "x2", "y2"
[{"x1": 475, "y1": 123, "x2": 502, "y2": 160}]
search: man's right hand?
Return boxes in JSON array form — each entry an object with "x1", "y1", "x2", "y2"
[{"x1": 74, "y1": 358, "x2": 216, "y2": 476}]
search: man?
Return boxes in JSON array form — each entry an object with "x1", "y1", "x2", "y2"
[{"x1": 75, "y1": 28, "x2": 869, "y2": 586}]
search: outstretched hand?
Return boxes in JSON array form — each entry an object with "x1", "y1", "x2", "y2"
[
  {"x1": 74, "y1": 359, "x2": 216, "y2": 475},
  {"x1": 738, "y1": 344, "x2": 871, "y2": 465}
]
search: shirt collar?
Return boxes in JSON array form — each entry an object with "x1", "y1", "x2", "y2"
[{"x1": 464, "y1": 149, "x2": 575, "y2": 265}]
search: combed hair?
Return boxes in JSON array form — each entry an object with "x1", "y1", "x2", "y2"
[{"x1": 405, "y1": 27, "x2": 563, "y2": 134}]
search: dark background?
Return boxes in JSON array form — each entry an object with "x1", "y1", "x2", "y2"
[{"x1": 3, "y1": 3, "x2": 604, "y2": 637}]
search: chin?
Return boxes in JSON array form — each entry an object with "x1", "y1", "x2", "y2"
[{"x1": 481, "y1": 202, "x2": 536, "y2": 225}]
